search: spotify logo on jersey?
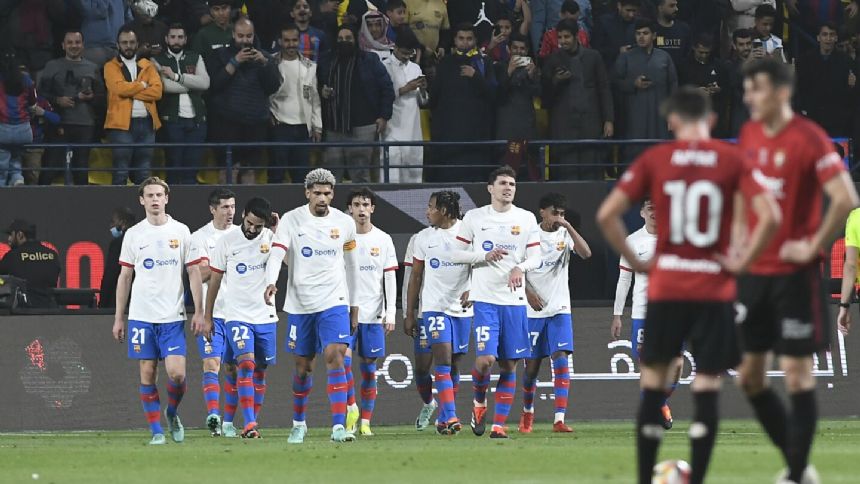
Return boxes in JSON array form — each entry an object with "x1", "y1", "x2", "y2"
[
  {"x1": 143, "y1": 258, "x2": 155, "y2": 269},
  {"x1": 481, "y1": 241, "x2": 494, "y2": 252},
  {"x1": 429, "y1": 258, "x2": 440, "y2": 269},
  {"x1": 236, "y1": 263, "x2": 248, "y2": 274},
  {"x1": 301, "y1": 247, "x2": 313, "y2": 258}
]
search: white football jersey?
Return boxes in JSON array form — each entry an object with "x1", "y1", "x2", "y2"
[
  {"x1": 271, "y1": 205, "x2": 357, "y2": 314},
  {"x1": 353, "y1": 226, "x2": 398, "y2": 324},
  {"x1": 456, "y1": 205, "x2": 541, "y2": 306},
  {"x1": 119, "y1": 216, "x2": 195, "y2": 323},
  {"x1": 526, "y1": 227, "x2": 575, "y2": 318},
  {"x1": 189, "y1": 222, "x2": 239, "y2": 320},
  {"x1": 402, "y1": 233, "x2": 423, "y2": 315},
  {"x1": 209, "y1": 228, "x2": 278, "y2": 324},
  {"x1": 413, "y1": 222, "x2": 473, "y2": 317},
  {"x1": 619, "y1": 226, "x2": 656, "y2": 319}
]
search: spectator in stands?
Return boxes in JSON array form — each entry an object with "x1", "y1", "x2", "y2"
[
  {"x1": 533, "y1": 0, "x2": 592, "y2": 51},
  {"x1": 653, "y1": 0, "x2": 690, "y2": 71},
  {"x1": 268, "y1": 24, "x2": 322, "y2": 184},
  {"x1": 319, "y1": 25, "x2": 394, "y2": 183},
  {"x1": 0, "y1": 50, "x2": 35, "y2": 187},
  {"x1": 539, "y1": 1, "x2": 591, "y2": 61},
  {"x1": 0, "y1": 220, "x2": 60, "y2": 308},
  {"x1": 796, "y1": 22, "x2": 856, "y2": 137},
  {"x1": 446, "y1": 0, "x2": 529, "y2": 47},
  {"x1": 428, "y1": 23, "x2": 496, "y2": 182},
  {"x1": 79, "y1": 0, "x2": 133, "y2": 66},
  {"x1": 725, "y1": 28, "x2": 753, "y2": 137},
  {"x1": 726, "y1": 0, "x2": 774, "y2": 41},
  {"x1": 751, "y1": 4, "x2": 786, "y2": 62},
  {"x1": 592, "y1": 0, "x2": 639, "y2": 67},
  {"x1": 22, "y1": 93, "x2": 60, "y2": 186},
  {"x1": 208, "y1": 18, "x2": 282, "y2": 184},
  {"x1": 99, "y1": 207, "x2": 136, "y2": 308},
  {"x1": 38, "y1": 30, "x2": 105, "y2": 186},
  {"x1": 3, "y1": 0, "x2": 70, "y2": 75},
  {"x1": 153, "y1": 23, "x2": 210, "y2": 185},
  {"x1": 191, "y1": 0, "x2": 233, "y2": 57},
  {"x1": 837, "y1": 26, "x2": 858, "y2": 60},
  {"x1": 382, "y1": 31, "x2": 427, "y2": 183},
  {"x1": 291, "y1": 0, "x2": 329, "y2": 63},
  {"x1": 485, "y1": 14, "x2": 515, "y2": 63},
  {"x1": 104, "y1": 27, "x2": 163, "y2": 185},
  {"x1": 679, "y1": 34, "x2": 726, "y2": 120},
  {"x1": 385, "y1": 0, "x2": 410, "y2": 38},
  {"x1": 495, "y1": 33, "x2": 541, "y2": 180},
  {"x1": 244, "y1": 0, "x2": 292, "y2": 51},
  {"x1": 615, "y1": 19, "x2": 677, "y2": 147},
  {"x1": 405, "y1": 0, "x2": 449, "y2": 57},
  {"x1": 360, "y1": 10, "x2": 396, "y2": 62},
  {"x1": 129, "y1": 0, "x2": 169, "y2": 59},
  {"x1": 543, "y1": 19, "x2": 613, "y2": 180},
  {"x1": 154, "y1": 0, "x2": 211, "y2": 37}
]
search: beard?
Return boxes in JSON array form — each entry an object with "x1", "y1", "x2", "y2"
[
  {"x1": 168, "y1": 43, "x2": 184, "y2": 54},
  {"x1": 120, "y1": 48, "x2": 137, "y2": 60}
]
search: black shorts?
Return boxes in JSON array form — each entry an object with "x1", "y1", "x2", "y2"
[
  {"x1": 737, "y1": 266, "x2": 830, "y2": 356},
  {"x1": 643, "y1": 301, "x2": 739, "y2": 375}
]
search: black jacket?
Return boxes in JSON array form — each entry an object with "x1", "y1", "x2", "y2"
[
  {"x1": 795, "y1": 50, "x2": 857, "y2": 137},
  {"x1": 207, "y1": 44, "x2": 283, "y2": 123},
  {"x1": 0, "y1": 240, "x2": 61, "y2": 308}
]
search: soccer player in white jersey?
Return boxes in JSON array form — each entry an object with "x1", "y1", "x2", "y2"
[
  {"x1": 204, "y1": 197, "x2": 277, "y2": 439},
  {"x1": 343, "y1": 188, "x2": 398, "y2": 437},
  {"x1": 188, "y1": 188, "x2": 240, "y2": 437},
  {"x1": 450, "y1": 165, "x2": 542, "y2": 439},
  {"x1": 111, "y1": 177, "x2": 206, "y2": 445},
  {"x1": 611, "y1": 198, "x2": 680, "y2": 430},
  {"x1": 264, "y1": 168, "x2": 360, "y2": 444},
  {"x1": 402, "y1": 232, "x2": 439, "y2": 429},
  {"x1": 405, "y1": 190, "x2": 474, "y2": 435},
  {"x1": 519, "y1": 192, "x2": 592, "y2": 434}
]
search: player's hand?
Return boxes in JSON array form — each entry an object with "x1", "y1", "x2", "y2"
[
  {"x1": 269, "y1": 211, "x2": 280, "y2": 231},
  {"x1": 714, "y1": 248, "x2": 747, "y2": 275},
  {"x1": 628, "y1": 256, "x2": 652, "y2": 274},
  {"x1": 460, "y1": 291, "x2": 472, "y2": 309},
  {"x1": 201, "y1": 316, "x2": 215, "y2": 341},
  {"x1": 484, "y1": 248, "x2": 508, "y2": 262},
  {"x1": 779, "y1": 239, "x2": 817, "y2": 264},
  {"x1": 404, "y1": 314, "x2": 417, "y2": 337},
  {"x1": 526, "y1": 290, "x2": 543, "y2": 311},
  {"x1": 838, "y1": 306, "x2": 852, "y2": 335},
  {"x1": 384, "y1": 322, "x2": 395, "y2": 336},
  {"x1": 508, "y1": 267, "x2": 524, "y2": 291},
  {"x1": 112, "y1": 319, "x2": 125, "y2": 342},
  {"x1": 611, "y1": 315, "x2": 622, "y2": 340},
  {"x1": 191, "y1": 312, "x2": 209, "y2": 338},
  {"x1": 264, "y1": 284, "x2": 278, "y2": 305},
  {"x1": 350, "y1": 315, "x2": 359, "y2": 334}
]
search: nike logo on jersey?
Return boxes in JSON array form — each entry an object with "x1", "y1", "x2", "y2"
[
  {"x1": 428, "y1": 244, "x2": 440, "y2": 248},
  {"x1": 480, "y1": 226, "x2": 493, "y2": 231},
  {"x1": 459, "y1": 344, "x2": 468, "y2": 350},
  {"x1": 515, "y1": 348, "x2": 527, "y2": 354},
  {"x1": 167, "y1": 346, "x2": 180, "y2": 352},
  {"x1": 338, "y1": 334, "x2": 350, "y2": 338},
  {"x1": 637, "y1": 251, "x2": 647, "y2": 256},
  {"x1": 265, "y1": 356, "x2": 275, "y2": 361},
  {"x1": 297, "y1": 233, "x2": 306, "y2": 237},
  {"x1": 232, "y1": 250, "x2": 241, "y2": 256},
  {"x1": 139, "y1": 245, "x2": 150, "y2": 250}
]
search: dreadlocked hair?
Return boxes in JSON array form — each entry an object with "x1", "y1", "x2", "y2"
[{"x1": 431, "y1": 190, "x2": 461, "y2": 220}]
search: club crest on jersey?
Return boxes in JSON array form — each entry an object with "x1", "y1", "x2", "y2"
[
  {"x1": 477, "y1": 342, "x2": 486, "y2": 351},
  {"x1": 419, "y1": 339, "x2": 429, "y2": 348},
  {"x1": 556, "y1": 241, "x2": 566, "y2": 251},
  {"x1": 169, "y1": 239, "x2": 179, "y2": 249},
  {"x1": 204, "y1": 343, "x2": 212, "y2": 354},
  {"x1": 432, "y1": 331, "x2": 440, "y2": 339},
  {"x1": 774, "y1": 150, "x2": 786, "y2": 168},
  {"x1": 134, "y1": 344, "x2": 141, "y2": 353},
  {"x1": 511, "y1": 225, "x2": 521, "y2": 235},
  {"x1": 288, "y1": 340, "x2": 296, "y2": 349},
  {"x1": 236, "y1": 341, "x2": 246, "y2": 350},
  {"x1": 260, "y1": 243, "x2": 270, "y2": 254},
  {"x1": 330, "y1": 228, "x2": 340, "y2": 239}
]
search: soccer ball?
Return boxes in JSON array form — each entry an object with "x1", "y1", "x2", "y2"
[{"x1": 652, "y1": 460, "x2": 691, "y2": 484}]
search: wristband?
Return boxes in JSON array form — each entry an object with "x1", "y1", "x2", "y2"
[
  {"x1": 839, "y1": 302, "x2": 851, "y2": 309},
  {"x1": 229, "y1": 58, "x2": 240, "y2": 68}
]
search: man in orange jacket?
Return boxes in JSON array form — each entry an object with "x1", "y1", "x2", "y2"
[{"x1": 104, "y1": 25, "x2": 163, "y2": 185}]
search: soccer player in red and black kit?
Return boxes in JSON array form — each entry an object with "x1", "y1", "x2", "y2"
[
  {"x1": 598, "y1": 87, "x2": 780, "y2": 484},
  {"x1": 735, "y1": 59, "x2": 860, "y2": 484}
]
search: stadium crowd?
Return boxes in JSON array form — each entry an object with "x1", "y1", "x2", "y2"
[{"x1": 1, "y1": 0, "x2": 859, "y2": 186}]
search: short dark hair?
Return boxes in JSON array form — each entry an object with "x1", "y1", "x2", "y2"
[
  {"x1": 732, "y1": 28, "x2": 753, "y2": 43},
  {"x1": 62, "y1": 29, "x2": 84, "y2": 40},
  {"x1": 394, "y1": 27, "x2": 422, "y2": 50},
  {"x1": 209, "y1": 0, "x2": 233, "y2": 7},
  {"x1": 347, "y1": 187, "x2": 377, "y2": 207},
  {"x1": 431, "y1": 190, "x2": 462, "y2": 220},
  {"x1": 539, "y1": 192, "x2": 567, "y2": 211},
  {"x1": 113, "y1": 207, "x2": 137, "y2": 229},
  {"x1": 488, "y1": 165, "x2": 517, "y2": 185},
  {"x1": 620, "y1": 0, "x2": 641, "y2": 6},
  {"x1": 660, "y1": 86, "x2": 712, "y2": 120},
  {"x1": 509, "y1": 32, "x2": 528, "y2": 47},
  {"x1": 116, "y1": 25, "x2": 137, "y2": 42},
  {"x1": 819, "y1": 22, "x2": 838, "y2": 34},
  {"x1": 634, "y1": 18, "x2": 654, "y2": 32},
  {"x1": 743, "y1": 57, "x2": 794, "y2": 89},
  {"x1": 454, "y1": 22, "x2": 477, "y2": 36},
  {"x1": 243, "y1": 197, "x2": 272, "y2": 222},
  {"x1": 208, "y1": 188, "x2": 236, "y2": 207},
  {"x1": 556, "y1": 18, "x2": 580, "y2": 36},
  {"x1": 755, "y1": 4, "x2": 777, "y2": 20},
  {"x1": 693, "y1": 33, "x2": 714, "y2": 49},
  {"x1": 386, "y1": 0, "x2": 406, "y2": 11},
  {"x1": 561, "y1": 0, "x2": 580, "y2": 15},
  {"x1": 281, "y1": 23, "x2": 300, "y2": 36},
  {"x1": 167, "y1": 22, "x2": 185, "y2": 34},
  {"x1": 496, "y1": 13, "x2": 513, "y2": 24}
]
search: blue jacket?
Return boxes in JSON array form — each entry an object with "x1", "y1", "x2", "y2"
[
  {"x1": 318, "y1": 51, "x2": 394, "y2": 121},
  {"x1": 77, "y1": 0, "x2": 132, "y2": 49}
]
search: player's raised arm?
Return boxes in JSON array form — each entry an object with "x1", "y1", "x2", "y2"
[
  {"x1": 510, "y1": 217, "x2": 542, "y2": 290},
  {"x1": 560, "y1": 217, "x2": 592, "y2": 259},
  {"x1": 597, "y1": 189, "x2": 645, "y2": 273},
  {"x1": 264, "y1": 215, "x2": 289, "y2": 305},
  {"x1": 450, "y1": 211, "x2": 504, "y2": 264}
]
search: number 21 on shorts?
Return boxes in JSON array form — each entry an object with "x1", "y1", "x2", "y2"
[{"x1": 131, "y1": 327, "x2": 146, "y2": 345}]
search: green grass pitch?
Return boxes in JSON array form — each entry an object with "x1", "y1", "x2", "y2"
[{"x1": 2, "y1": 420, "x2": 859, "y2": 483}]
